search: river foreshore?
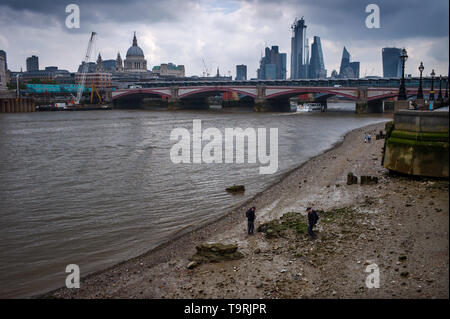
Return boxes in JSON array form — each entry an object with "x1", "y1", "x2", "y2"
[{"x1": 41, "y1": 121, "x2": 449, "y2": 299}]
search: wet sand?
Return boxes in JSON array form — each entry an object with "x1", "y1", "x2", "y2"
[{"x1": 41, "y1": 121, "x2": 449, "y2": 299}]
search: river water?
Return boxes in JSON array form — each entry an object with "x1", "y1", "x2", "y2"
[{"x1": 0, "y1": 103, "x2": 390, "y2": 297}]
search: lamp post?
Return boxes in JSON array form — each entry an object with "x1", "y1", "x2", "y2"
[
  {"x1": 445, "y1": 78, "x2": 449, "y2": 101},
  {"x1": 398, "y1": 48, "x2": 408, "y2": 100},
  {"x1": 417, "y1": 62, "x2": 424, "y2": 99},
  {"x1": 16, "y1": 73, "x2": 21, "y2": 99},
  {"x1": 437, "y1": 75, "x2": 443, "y2": 103},
  {"x1": 429, "y1": 69, "x2": 435, "y2": 101},
  {"x1": 445, "y1": 79, "x2": 449, "y2": 106}
]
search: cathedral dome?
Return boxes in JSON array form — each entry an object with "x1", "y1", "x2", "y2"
[
  {"x1": 126, "y1": 46, "x2": 144, "y2": 57},
  {"x1": 126, "y1": 32, "x2": 144, "y2": 57},
  {"x1": 123, "y1": 32, "x2": 148, "y2": 72}
]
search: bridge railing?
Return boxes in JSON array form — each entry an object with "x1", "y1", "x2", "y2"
[{"x1": 139, "y1": 76, "x2": 447, "y2": 89}]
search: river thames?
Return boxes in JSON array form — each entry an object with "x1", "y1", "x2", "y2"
[{"x1": 0, "y1": 104, "x2": 390, "y2": 297}]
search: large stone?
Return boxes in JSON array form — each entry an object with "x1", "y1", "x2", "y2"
[
  {"x1": 360, "y1": 176, "x2": 378, "y2": 185},
  {"x1": 189, "y1": 243, "x2": 244, "y2": 264},
  {"x1": 347, "y1": 172, "x2": 358, "y2": 185},
  {"x1": 225, "y1": 185, "x2": 245, "y2": 193}
]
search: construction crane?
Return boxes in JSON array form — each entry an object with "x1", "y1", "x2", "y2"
[
  {"x1": 90, "y1": 84, "x2": 102, "y2": 104},
  {"x1": 75, "y1": 32, "x2": 97, "y2": 105},
  {"x1": 202, "y1": 58, "x2": 210, "y2": 77}
]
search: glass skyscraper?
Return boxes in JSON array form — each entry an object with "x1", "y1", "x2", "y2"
[
  {"x1": 308, "y1": 36, "x2": 327, "y2": 79},
  {"x1": 257, "y1": 46, "x2": 286, "y2": 80},
  {"x1": 339, "y1": 47, "x2": 360, "y2": 78},
  {"x1": 382, "y1": 47, "x2": 402, "y2": 78},
  {"x1": 290, "y1": 17, "x2": 308, "y2": 79},
  {"x1": 235, "y1": 64, "x2": 247, "y2": 80}
]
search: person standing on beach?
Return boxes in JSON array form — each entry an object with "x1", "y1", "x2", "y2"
[
  {"x1": 306, "y1": 207, "x2": 319, "y2": 239},
  {"x1": 364, "y1": 132, "x2": 367, "y2": 143},
  {"x1": 246, "y1": 207, "x2": 256, "y2": 235},
  {"x1": 368, "y1": 133, "x2": 372, "y2": 143}
]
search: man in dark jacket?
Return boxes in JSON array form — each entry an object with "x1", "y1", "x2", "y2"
[
  {"x1": 245, "y1": 207, "x2": 256, "y2": 235},
  {"x1": 306, "y1": 207, "x2": 319, "y2": 239}
]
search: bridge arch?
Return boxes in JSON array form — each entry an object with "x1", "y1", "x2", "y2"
[
  {"x1": 178, "y1": 86, "x2": 257, "y2": 99},
  {"x1": 112, "y1": 88, "x2": 171, "y2": 100},
  {"x1": 264, "y1": 88, "x2": 359, "y2": 101}
]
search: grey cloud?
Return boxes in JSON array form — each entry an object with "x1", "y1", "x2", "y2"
[
  {"x1": 252, "y1": 0, "x2": 448, "y2": 40},
  {"x1": 0, "y1": 0, "x2": 193, "y2": 28},
  {"x1": 0, "y1": 0, "x2": 447, "y2": 76}
]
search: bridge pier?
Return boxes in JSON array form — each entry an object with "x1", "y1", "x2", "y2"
[
  {"x1": 253, "y1": 98, "x2": 272, "y2": 112},
  {"x1": 221, "y1": 99, "x2": 254, "y2": 108},
  {"x1": 167, "y1": 98, "x2": 182, "y2": 110},
  {"x1": 169, "y1": 97, "x2": 209, "y2": 111},
  {"x1": 355, "y1": 99, "x2": 383, "y2": 114},
  {"x1": 253, "y1": 98, "x2": 291, "y2": 112}
]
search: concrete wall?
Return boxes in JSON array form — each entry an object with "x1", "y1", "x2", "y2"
[
  {"x1": 383, "y1": 110, "x2": 449, "y2": 178},
  {"x1": 0, "y1": 98, "x2": 36, "y2": 113},
  {"x1": 394, "y1": 110, "x2": 449, "y2": 133}
]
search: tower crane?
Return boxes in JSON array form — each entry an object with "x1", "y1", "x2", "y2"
[
  {"x1": 202, "y1": 58, "x2": 210, "y2": 77},
  {"x1": 75, "y1": 32, "x2": 97, "y2": 105}
]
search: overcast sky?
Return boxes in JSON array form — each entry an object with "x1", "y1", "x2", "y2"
[{"x1": 0, "y1": 0, "x2": 448, "y2": 78}]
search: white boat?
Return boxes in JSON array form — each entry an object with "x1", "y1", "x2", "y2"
[
  {"x1": 296, "y1": 102, "x2": 324, "y2": 112},
  {"x1": 290, "y1": 101, "x2": 298, "y2": 112}
]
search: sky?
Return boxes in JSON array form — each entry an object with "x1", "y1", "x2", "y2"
[{"x1": 0, "y1": 0, "x2": 448, "y2": 78}]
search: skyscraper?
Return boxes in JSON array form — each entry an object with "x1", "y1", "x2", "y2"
[
  {"x1": 382, "y1": 47, "x2": 402, "y2": 78},
  {"x1": 26, "y1": 55, "x2": 39, "y2": 72},
  {"x1": 339, "y1": 47, "x2": 350, "y2": 76},
  {"x1": 290, "y1": 17, "x2": 309, "y2": 79},
  {"x1": 308, "y1": 36, "x2": 327, "y2": 79},
  {"x1": 0, "y1": 53, "x2": 6, "y2": 90},
  {"x1": 0, "y1": 50, "x2": 7, "y2": 70},
  {"x1": 349, "y1": 62, "x2": 360, "y2": 78},
  {"x1": 257, "y1": 46, "x2": 286, "y2": 80},
  {"x1": 235, "y1": 64, "x2": 247, "y2": 80},
  {"x1": 339, "y1": 47, "x2": 360, "y2": 78}
]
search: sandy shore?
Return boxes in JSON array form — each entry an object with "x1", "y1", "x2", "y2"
[{"x1": 42, "y1": 121, "x2": 449, "y2": 299}]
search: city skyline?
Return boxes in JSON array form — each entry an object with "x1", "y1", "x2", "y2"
[{"x1": 0, "y1": 0, "x2": 448, "y2": 78}]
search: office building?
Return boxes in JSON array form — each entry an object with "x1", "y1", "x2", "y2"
[
  {"x1": 290, "y1": 17, "x2": 309, "y2": 79},
  {"x1": 339, "y1": 47, "x2": 360, "y2": 78},
  {"x1": 382, "y1": 47, "x2": 402, "y2": 78},
  {"x1": 26, "y1": 55, "x2": 39, "y2": 72},
  {"x1": 349, "y1": 62, "x2": 360, "y2": 78},
  {"x1": 152, "y1": 63, "x2": 185, "y2": 78},
  {"x1": 308, "y1": 36, "x2": 327, "y2": 79},
  {"x1": 257, "y1": 46, "x2": 286, "y2": 80},
  {"x1": 235, "y1": 64, "x2": 247, "y2": 80},
  {"x1": 75, "y1": 72, "x2": 112, "y2": 89}
]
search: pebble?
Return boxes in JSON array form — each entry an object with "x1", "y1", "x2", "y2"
[{"x1": 187, "y1": 261, "x2": 198, "y2": 269}]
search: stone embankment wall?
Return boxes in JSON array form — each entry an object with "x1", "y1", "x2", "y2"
[
  {"x1": 0, "y1": 98, "x2": 35, "y2": 113},
  {"x1": 383, "y1": 110, "x2": 449, "y2": 178}
]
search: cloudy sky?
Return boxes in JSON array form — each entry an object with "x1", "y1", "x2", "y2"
[{"x1": 0, "y1": 0, "x2": 448, "y2": 78}]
